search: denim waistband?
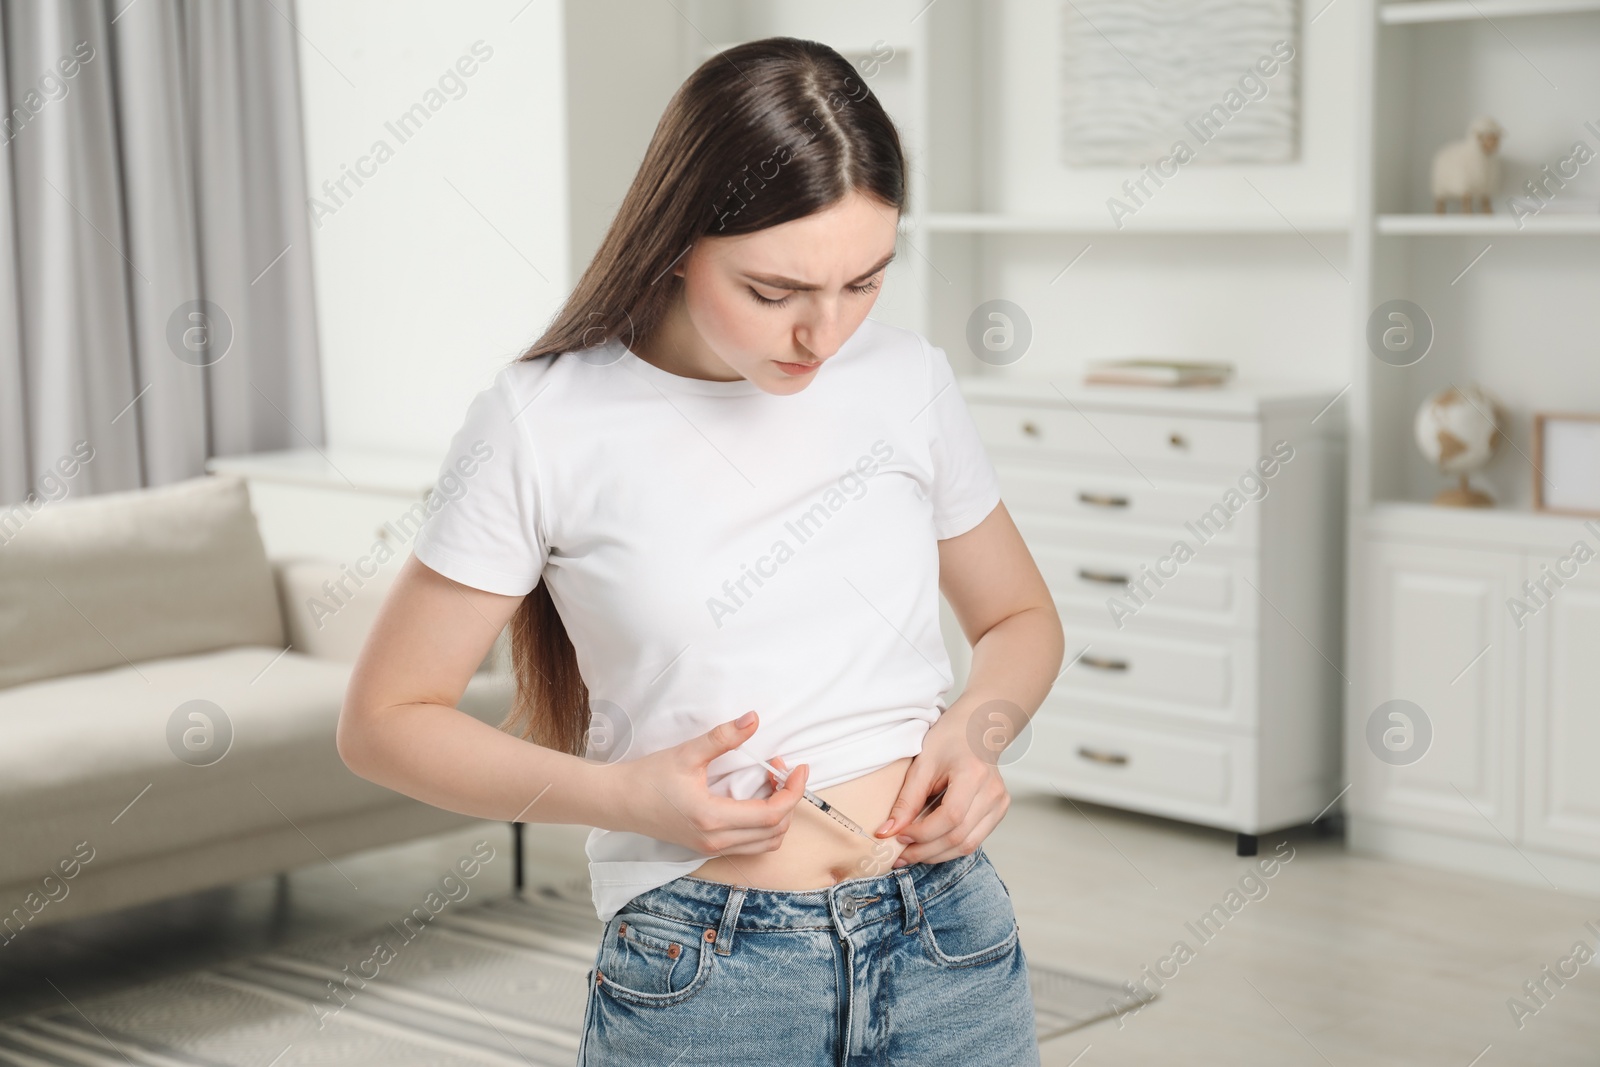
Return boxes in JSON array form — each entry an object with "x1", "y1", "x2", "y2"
[{"x1": 617, "y1": 847, "x2": 988, "y2": 954}]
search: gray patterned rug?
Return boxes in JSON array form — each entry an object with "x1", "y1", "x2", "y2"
[{"x1": 0, "y1": 876, "x2": 1152, "y2": 1065}]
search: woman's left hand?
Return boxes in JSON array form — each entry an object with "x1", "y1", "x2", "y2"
[{"x1": 874, "y1": 703, "x2": 1012, "y2": 867}]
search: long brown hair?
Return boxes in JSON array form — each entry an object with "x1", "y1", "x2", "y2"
[{"x1": 502, "y1": 36, "x2": 908, "y2": 756}]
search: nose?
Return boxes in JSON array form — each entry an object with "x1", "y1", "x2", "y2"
[{"x1": 796, "y1": 302, "x2": 845, "y2": 362}]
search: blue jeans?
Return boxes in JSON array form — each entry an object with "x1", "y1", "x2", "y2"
[{"x1": 577, "y1": 844, "x2": 1041, "y2": 1065}]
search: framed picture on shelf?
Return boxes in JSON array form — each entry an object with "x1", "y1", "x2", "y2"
[{"x1": 1534, "y1": 413, "x2": 1600, "y2": 518}]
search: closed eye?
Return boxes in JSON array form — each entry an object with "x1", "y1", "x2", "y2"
[
  {"x1": 746, "y1": 288, "x2": 790, "y2": 308},
  {"x1": 746, "y1": 278, "x2": 882, "y2": 309}
]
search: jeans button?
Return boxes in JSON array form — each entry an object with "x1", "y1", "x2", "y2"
[{"x1": 840, "y1": 896, "x2": 858, "y2": 917}]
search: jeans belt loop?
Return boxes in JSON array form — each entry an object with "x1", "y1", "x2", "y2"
[
  {"x1": 714, "y1": 885, "x2": 746, "y2": 956},
  {"x1": 894, "y1": 867, "x2": 920, "y2": 935}
]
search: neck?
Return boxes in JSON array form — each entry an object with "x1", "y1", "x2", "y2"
[{"x1": 636, "y1": 291, "x2": 742, "y2": 382}]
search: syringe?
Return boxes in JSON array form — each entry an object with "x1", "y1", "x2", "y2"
[
  {"x1": 739, "y1": 751, "x2": 940, "y2": 844},
  {"x1": 743, "y1": 754, "x2": 876, "y2": 840}
]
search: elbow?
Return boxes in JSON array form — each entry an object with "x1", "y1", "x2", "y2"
[
  {"x1": 1029, "y1": 597, "x2": 1066, "y2": 677},
  {"x1": 335, "y1": 702, "x2": 374, "y2": 779}
]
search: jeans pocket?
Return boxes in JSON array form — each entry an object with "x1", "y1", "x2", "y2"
[
  {"x1": 917, "y1": 853, "x2": 1021, "y2": 969},
  {"x1": 595, "y1": 909, "x2": 713, "y2": 1007}
]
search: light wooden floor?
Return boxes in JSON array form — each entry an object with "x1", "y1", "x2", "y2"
[
  {"x1": 995, "y1": 795, "x2": 1600, "y2": 1066},
  {"x1": 3, "y1": 794, "x2": 1597, "y2": 1064}
]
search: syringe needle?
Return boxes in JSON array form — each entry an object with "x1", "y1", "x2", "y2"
[{"x1": 733, "y1": 746, "x2": 951, "y2": 842}]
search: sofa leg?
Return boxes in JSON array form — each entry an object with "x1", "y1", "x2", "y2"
[
  {"x1": 271, "y1": 872, "x2": 291, "y2": 928},
  {"x1": 512, "y1": 821, "x2": 525, "y2": 891}
]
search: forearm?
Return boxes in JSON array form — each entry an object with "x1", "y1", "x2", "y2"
[
  {"x1": 339, "y1": 701, "x2": 626, "y2": 829},
  {"x1": 946, "y1": 603, "x2": 1065, "y2": 739}
]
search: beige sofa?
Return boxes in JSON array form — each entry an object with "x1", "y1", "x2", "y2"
[{"x1": 0, "y1": 473, "x2": 515, "y2": 937}]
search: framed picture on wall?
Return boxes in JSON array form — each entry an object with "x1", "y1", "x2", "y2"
[{"x1": 1534, "y1": 413, "x2": 1600, "y2": 517}]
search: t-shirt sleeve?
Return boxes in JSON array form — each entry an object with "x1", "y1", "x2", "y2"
[
  {"x1": 410, "y1": 365, "x2": 547, "y2": 596},
  {"x1": 921, "y1": 334, "x2": 1003, "y2": 540}
]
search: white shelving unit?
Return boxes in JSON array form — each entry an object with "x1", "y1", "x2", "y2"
[
  {"x1": 923, "y1": 211, "x2": 1351, "y2": 235},
  {"x1": 1347, "y1": 0, "x2": 1600, "y2": 891},
  {"x1": 1379, "y1": 0, "x2": 1600, "y2": 25},
  {"x1": 1375, "y1": 213, "x2": 1600, "y2": 234}
]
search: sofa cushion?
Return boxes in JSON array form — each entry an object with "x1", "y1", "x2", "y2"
[
  {"x1": 0, "y1": 646, "x2": 515, "y2": 885},
  {"x1": 0, "y1": 473, "x2": 284, "y2": 690}
]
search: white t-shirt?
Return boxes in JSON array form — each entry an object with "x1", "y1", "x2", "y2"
[{"x1": 410, "y1": 316, "x2": 1002, "y2": 922}]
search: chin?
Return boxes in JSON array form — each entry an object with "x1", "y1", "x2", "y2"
[{"x1": 763, "y1": 375, "x2": 809, "y2": 395}]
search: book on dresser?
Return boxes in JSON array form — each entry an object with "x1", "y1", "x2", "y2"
[
  {"x1": 955, "y1": 375, "x2": 1348, "y2": 856},
  {"x1": 1083, "y1": 358, "x2": 1236, "y2": 388}
]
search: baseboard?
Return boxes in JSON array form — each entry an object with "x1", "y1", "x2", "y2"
[{"x1": 1348, "y1": 816, "x2": 1600, "y2": 899}]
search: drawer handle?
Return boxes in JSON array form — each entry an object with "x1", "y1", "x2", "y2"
[
  {"x1": 1077, "y1": 746, "x2": 1129, "y2": 766},
  {"x1": 1169, "y1": 432, "x2": 1189, "y2": 450},
  {"x1": 1077, "y1": 491, "x2": 1130, "y2": 508},
  {"x1": 1077, "y1": 568, "x2": 1130, "y2": 586},
  {"x1": 1080, "y1": 654, "x2": 1130, "y2": 672},
  {"x1": 1021, "y1": 420, "x2": 1041, "y2": 437}
]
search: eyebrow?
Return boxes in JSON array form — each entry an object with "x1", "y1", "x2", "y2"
[{"x1": 742, "y1": 250, "x2": 896, "y2": 291}]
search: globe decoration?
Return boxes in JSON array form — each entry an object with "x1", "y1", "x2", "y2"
[{"x1": 1413, "y1": 384, "x2": 1506, "y2": 507}]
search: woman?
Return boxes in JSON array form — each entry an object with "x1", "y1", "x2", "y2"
[{"x1": 338, "y1": 36, "x2": 1063, "y2": 1065}]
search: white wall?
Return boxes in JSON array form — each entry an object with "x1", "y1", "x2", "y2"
[
  {"x1": 294, "y1": 0, "x2": 571, "y2": 457},
  {"x1": 563, "y1": 1, "x2": 685, "y2": 280},
  {"x1": 968, "y1": 0, "x2": 1359, "y2": 388}
]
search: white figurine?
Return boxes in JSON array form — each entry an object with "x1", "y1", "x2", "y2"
[{"x1": 1431, "y1": 116, "x2": 1503, "y2": 214}]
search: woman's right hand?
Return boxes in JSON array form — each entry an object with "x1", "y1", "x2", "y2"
[{"x1": 604, "y1": 709, "x2": 810, "y2": 856}]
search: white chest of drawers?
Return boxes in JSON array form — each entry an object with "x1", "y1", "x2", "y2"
[{"x1": 958, "y1": 376, "x2": 1347, "y2": 854}]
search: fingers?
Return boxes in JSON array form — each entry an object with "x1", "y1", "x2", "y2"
[
  {"x1": 888, "y1": 775, "x2": 963, "y2": 846},
  {"x1": 896, "y1": 799, "x2": 965, "y2": 859},
  {"x1": 697, "y1": 808, "x2": 796, "y2": 855},
  {"x1": 703, "y1": 762, "x2": 808, "y2": 831},
  {"x1": 770, "y1": 761, "x2": 808, "y2": 810},
  {"x1": 894, "y1": 781, "x2": 1010, "y2": 867},
  {"x1": 690, "y1": 767, "x2": 805, "y2": 855},
  {"x1": 902, "y1": 804, "x2": 1007, "y2": 867},
  {"x1": 876, "y1": 763, "x2": 935, "y2": 838},
  {"x1": 700, "y1": 709, "x2": 760, "y2": 766},
  {"x1": 892, "y1": 779, "x2": 969, "y2": 854},
  {"x1": 686, "y1": 822, "x2": 792, "y2": 857}
]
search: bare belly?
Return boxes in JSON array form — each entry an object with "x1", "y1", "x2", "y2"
[{"x1": 686, "y1": 756, "x2": 917, "y2": 888}]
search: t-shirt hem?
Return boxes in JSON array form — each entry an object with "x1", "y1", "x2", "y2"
[
  {"x1": 932, "y1": 484, "x2": 1002, "y2": 541},
  {"x1": 412, "y1": 535, "x2": 540, "y2": 597}
]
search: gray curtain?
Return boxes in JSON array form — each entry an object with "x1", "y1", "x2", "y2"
[{"x1": 0, "y1": 0, "x2": 322, "y2": 505}]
